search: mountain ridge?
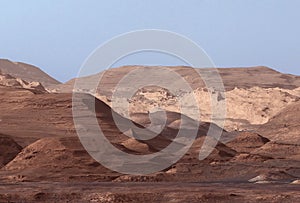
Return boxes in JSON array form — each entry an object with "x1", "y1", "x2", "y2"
[
  {"x1": 50, "y1": 65, "x2": 300, "y2": 94},
  {"x1": 0, "y1": 59, "x2": 61, "y2": 88}
]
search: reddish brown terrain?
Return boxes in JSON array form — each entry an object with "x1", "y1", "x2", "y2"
[
  {"x1": 0, "y1": 59, "x2": 60, "y2": 88},
  {"x1": 0, "y1": 62, "x2": 299, "y2": 202}
]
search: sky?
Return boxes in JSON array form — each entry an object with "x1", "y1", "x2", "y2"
[{"x1": 0, "y1": 0, "x2": 299, "y2": 82}]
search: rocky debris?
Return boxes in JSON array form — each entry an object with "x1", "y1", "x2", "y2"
[
  {"x1": 0, "y1": 72, "x2": 47, "y2": 93},
  {"x1": 88, "y1": 86, "x2": 299, "y2": 131},
  {"x1": 49, "y1": 66, "x2": 300, "y2": 131},
  {"x1": 248, "y1": 171, "x2": 296, "y2": 183},
  {"x1": 290, "y1": 179, "x2": 300, "y2": 184}
]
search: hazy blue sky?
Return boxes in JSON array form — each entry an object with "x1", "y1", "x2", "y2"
[{"x1": 1, "y1": 0, "x2": 299, "y2": 82}]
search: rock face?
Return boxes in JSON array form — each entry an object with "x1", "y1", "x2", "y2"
[
  {"x1": 0, "y1": 59, "x2": 60, "y2": 88},
  {"x1": 248, "y1": 171, "x2": 296, "y2": 183},
  {"x1": 112, "y1": 86, "x2": 299, "y2": 131},
  {"x1": 49, "y1": 66, "x2": 300, "y2": 131},
  {"x1": 0, "y1": 72, "x2": 47, "y2": 93}
]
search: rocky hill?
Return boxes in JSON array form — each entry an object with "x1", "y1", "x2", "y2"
[
  {"x1": 0, "y1": 71, "x2": 47, "y2": 93},
  {"x1": 49, "y1": 66, "x2": 300, "y2": 131},
  {"x1": 0, "y1": 59, "x2": 60, "y2": 88},
  {"x1": 50, "y1": 65, "x2": 300, "y2": 94}
]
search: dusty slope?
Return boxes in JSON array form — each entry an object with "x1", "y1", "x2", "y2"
[
  {"x1": 0, "y1": 59, "x2": 60, "y2": 88},
  {"x1": 257, "y1": 100, "x2": 300, "y2": 144},
  {"x1": 0, "y1": 86, "x2": 73, "y2": 147}
]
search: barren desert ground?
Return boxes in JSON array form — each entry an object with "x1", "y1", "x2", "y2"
[{"x1": 0, "y1": 59, "x2": 300, "y2": 202}]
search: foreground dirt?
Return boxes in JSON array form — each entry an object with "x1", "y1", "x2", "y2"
[{"x1": 0, "y1": 182, "x2": 299, "y2": 203}]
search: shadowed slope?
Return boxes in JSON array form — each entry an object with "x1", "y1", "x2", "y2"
[{"x1": 0, "y1": 134, "x2": 22, "y2": 168}]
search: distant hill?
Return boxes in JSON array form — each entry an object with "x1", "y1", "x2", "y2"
[
  {"x1": 50, "y1": 65, "x2": 300, "y2": 95},
  {"x1": 48, "y1": 65, "x2": 300, "y2": 131},
  {"x1": 0, "y1": 59, "x2": 60, "y2": 88}
]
